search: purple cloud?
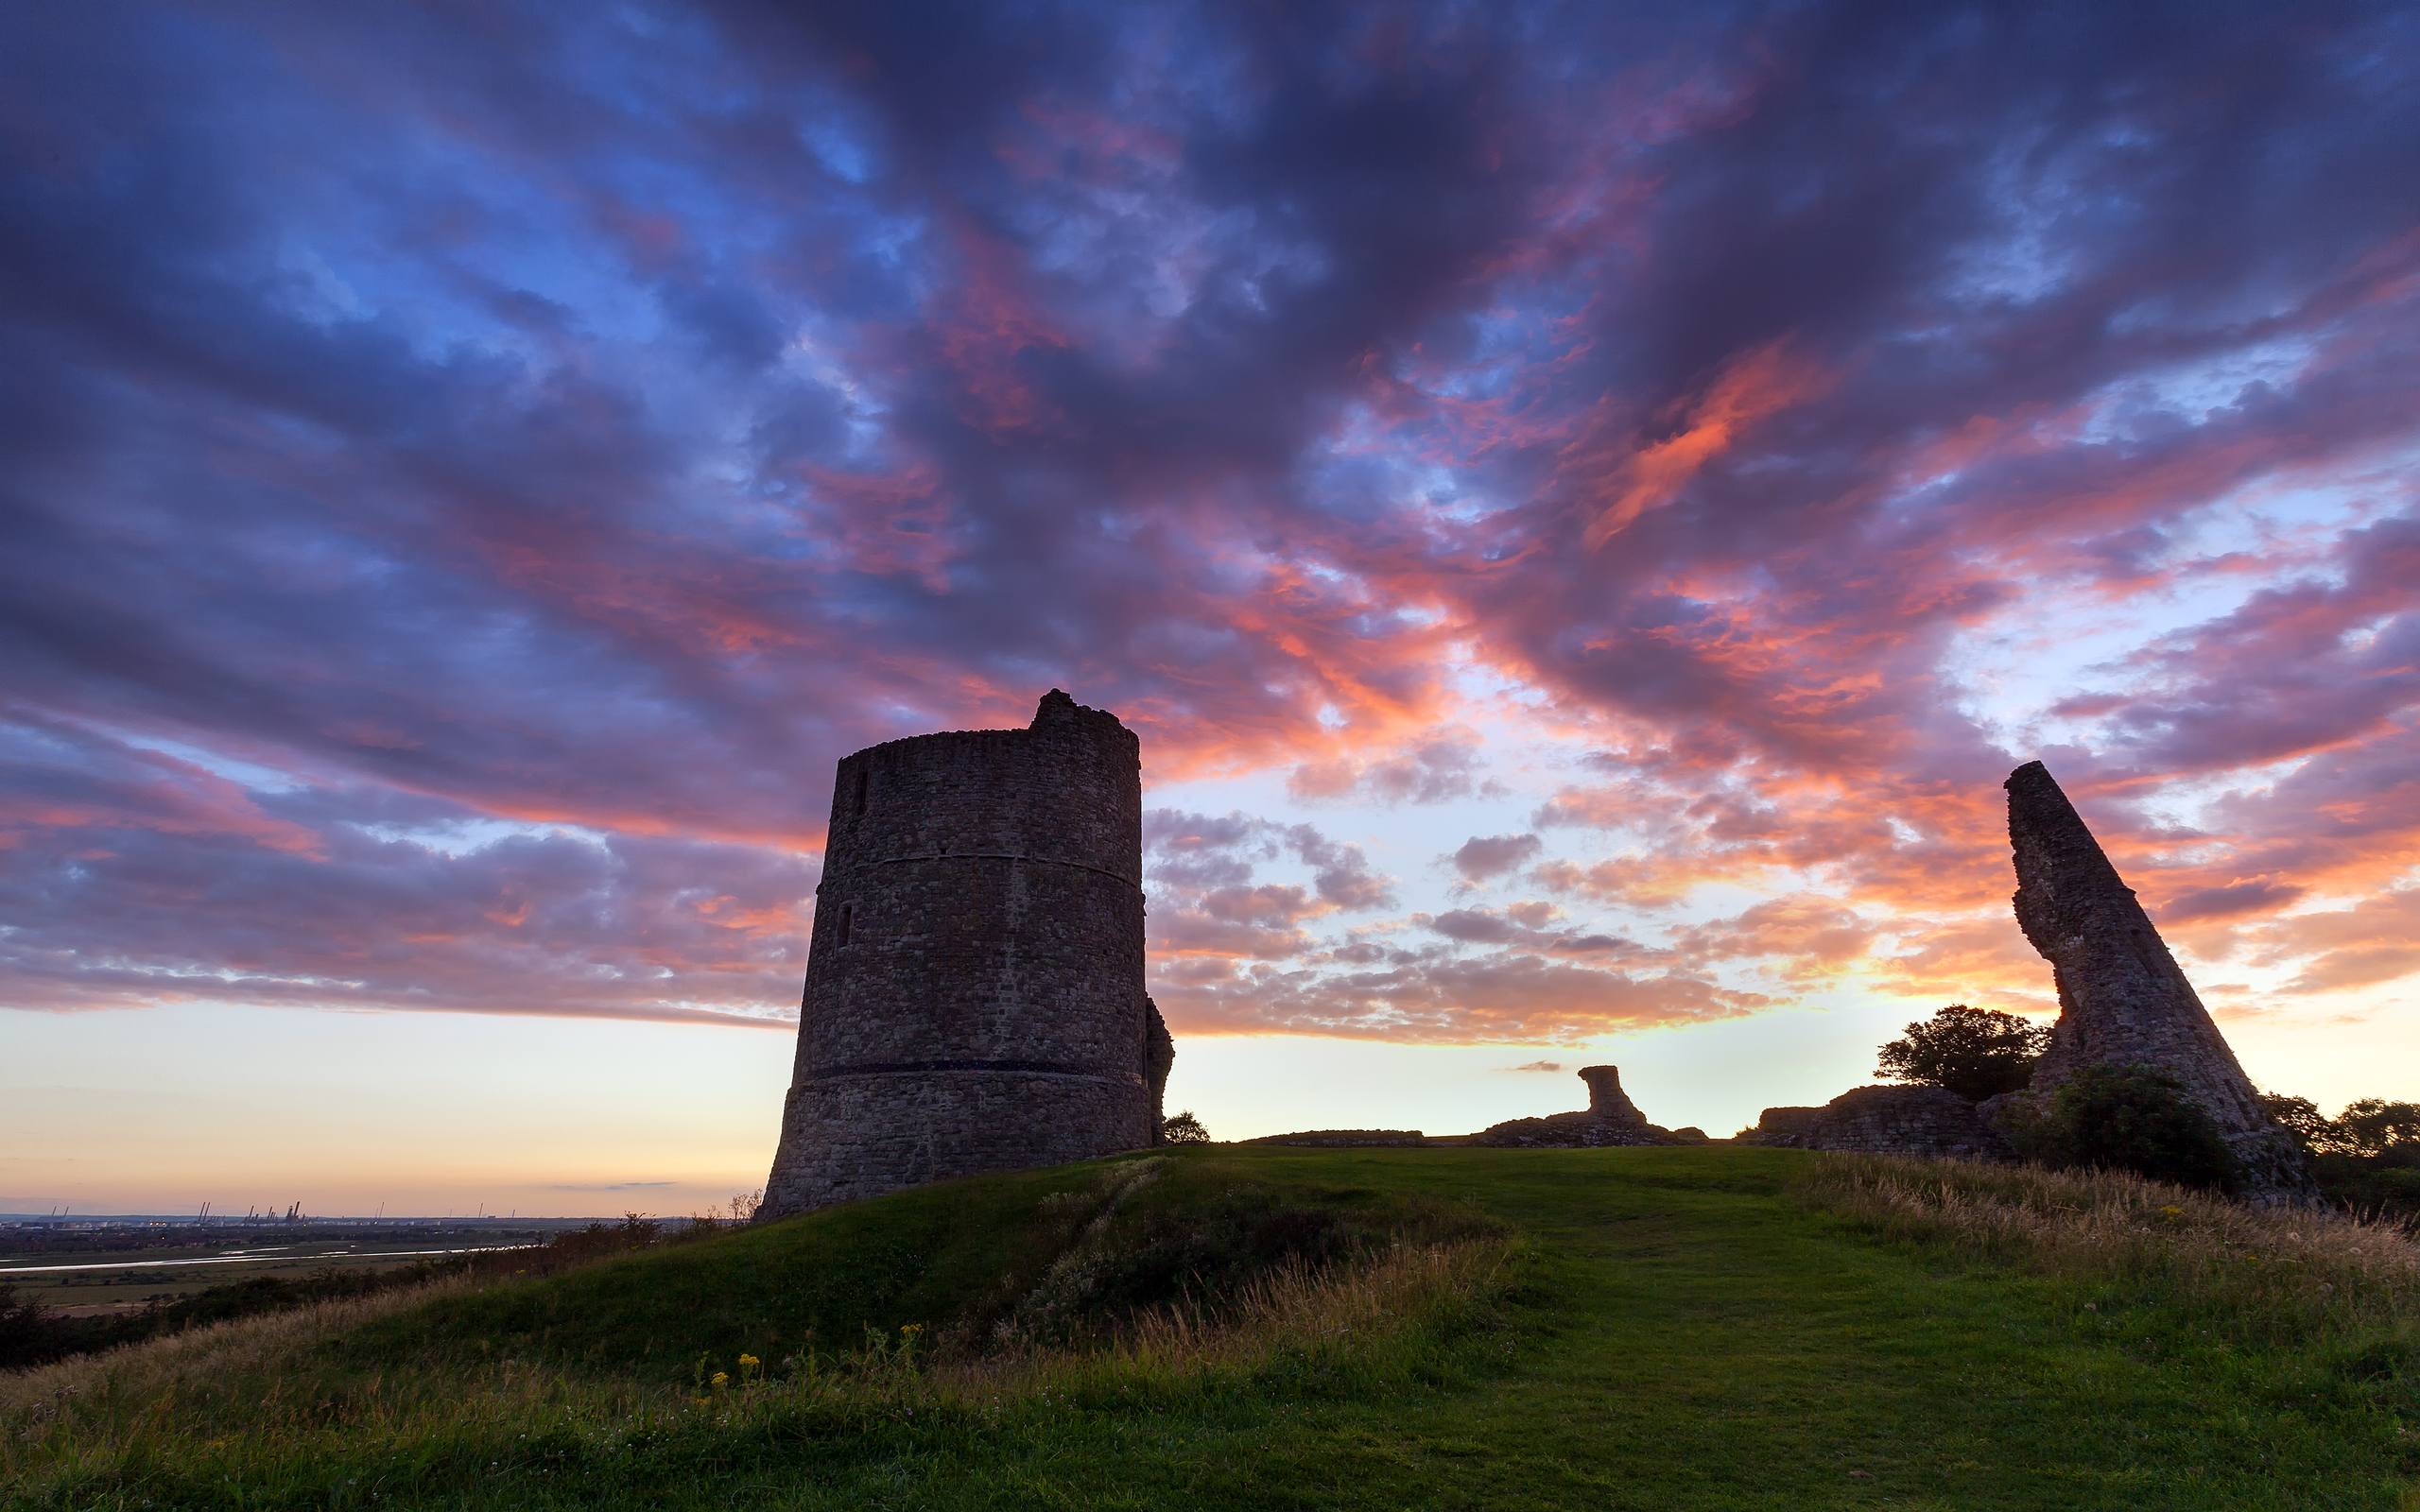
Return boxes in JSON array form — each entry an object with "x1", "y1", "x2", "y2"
[
  {"x1": 1, "y1": 1, "x2": 2416, "y2": 1041},
  {"x1": 1450, "y1": 834, "x2": 1545, "y2": 884}
]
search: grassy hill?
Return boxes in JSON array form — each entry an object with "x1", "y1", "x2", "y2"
[{"x1": 3, "y1": 1146, "x2": 2414, "y2": 1510}]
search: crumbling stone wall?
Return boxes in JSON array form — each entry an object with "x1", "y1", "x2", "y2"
[
  {"x1": 1143, "y1": 994, "x2": 1173, "y2": 1141},
  {"x1": 1743, "y1": 1107, "x2": 1821, "y2": 1144},
  {"x1": 760, "y1": 691, "x2": 1169, "y2": 1218},
  {"x1": 1754, "y1": 1085, "x2": 2012, "y2": 1159},
  {"x1": 2006, "y1": 762, "x2": 2316, "y2": 1204}
]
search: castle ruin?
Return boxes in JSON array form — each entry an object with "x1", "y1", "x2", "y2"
[
  {"x1": 759, "y1": 691, "x2": 1172, "y2": 1219},
  {"x1": 1578, "y1": 1065, "x2": 1644, "y2": 1124},
  {"x1": 2006, "y1": 761, "x2": 2316, "y2": 1203},
  {"x1": 1471, "y1": 1064, "x2": 1679, "y2": 1147},
  {"x1": 1747, "y1": 763, "x2": 2319, "y2": 1200}
]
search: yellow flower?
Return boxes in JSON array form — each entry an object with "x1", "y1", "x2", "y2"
[
  {"x1": 710, "y1": 1371, "x2": 730, "y2": 1387},
  {"x1": 901, "y1": 1323, "x2": 924, "y2": 1336},
  {"x1": 738, "y1": 1353, "x2": 760, "y2": 1368}
]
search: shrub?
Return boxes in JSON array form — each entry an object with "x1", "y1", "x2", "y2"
[
  {"x1": 1162, "y1": 1109, "x2": 1212, "y2": 1144},
  {"x1": 2312, "y1": 1153, "x2": 2420, "y2": 1226},
  {"x1": 0, "y1": 1284, "x2": 78, "y2": 1372},
  {"x1": 2018, "y1": 1065, "x2": 2240, "y2": 1194},
  {"x1": 1875, "y1": 1005, "x2": 2052, "y2": 1101},
  {"x1": 1013, "y1": 1178, "x2": 1494, "y2": 1348}
]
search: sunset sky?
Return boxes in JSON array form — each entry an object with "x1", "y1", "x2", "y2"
[{"x1": 5, "y1": 3, "x2": 2417, "y2": 1217}]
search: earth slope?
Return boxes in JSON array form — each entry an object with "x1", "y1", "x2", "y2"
[{"x1": 4, "y1": 1146, "x2": 2413, "y2": 1510}]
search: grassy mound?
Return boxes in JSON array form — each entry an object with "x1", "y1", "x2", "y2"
[
  {"x1": 4, "y1": 1145, "x2": 2415, "y2": 1511},
  {"x1": 0, "y1": 1149, "x2": 1507, "y2": 1510},
  {"x1": 338, "y1": 1150, "x2": 1495, "y2": 1381}
]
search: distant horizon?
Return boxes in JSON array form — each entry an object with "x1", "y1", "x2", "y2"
[{"x1": 0, "y1": 1208, "x2": 608, "y2": 1224}]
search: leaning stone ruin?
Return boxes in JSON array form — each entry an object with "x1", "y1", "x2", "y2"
[
  {"x1": 759, "y1": 691, "x2": 1172, "y2": 1219},
  {"x1": 1753, "y1": 762, "x2": 2317, "y2": 1201},
  {"x1": 2005, "y1": 761, "x2": 2316, "y2": 1203},
  {"x1": 1471, "y1": 1064, "x2": 1682, "y2": 1147}
]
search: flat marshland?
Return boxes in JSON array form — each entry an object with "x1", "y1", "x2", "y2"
[
  {"x1": 2, "y1": 1147, "x2": 2413, "y2": 1510},
  {"x1": 0, "y1": 1227, "x2": 565, "y2": 1314}
]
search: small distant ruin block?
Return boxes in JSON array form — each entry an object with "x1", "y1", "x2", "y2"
[
  {"x1": 1579, "y1": 1064, "x2": 1648, "y2": 1125},
  {"x1": 759, "y1": 691, "x2": 1171, "y2": 1219},
  {"x1": 2006, "y1": 762, "x2": 2315, "y2": 1204},
  {"x1": 1472, "y1": 1064, "x2": 1674, "y2": 1147}
]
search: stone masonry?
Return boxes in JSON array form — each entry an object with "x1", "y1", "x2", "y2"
[
  {"x1": 2006, "y1": 761, "x2": 2316, "y2": 1204},
  {"x1": 1743, "y1": 1107, "x2": 1821, "y2": 1144},
  {"x1": 759, "y1": 691, "x2": 1171, "y2": 1219},
  {"x1": 1471, "y1": 1064, "x2": 1674, "y2": 1147},
  {"x1": 1750, "y1": 1085, "x2": 2011, "y2": 1158},
  {"x1": 1579, "y1": 1065, "x2": 1647, "y2": 1124}
]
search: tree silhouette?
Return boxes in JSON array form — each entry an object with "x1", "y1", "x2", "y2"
[{"x1": 1876, "y1": 1005, "x2": 2052, "y2": 1102}]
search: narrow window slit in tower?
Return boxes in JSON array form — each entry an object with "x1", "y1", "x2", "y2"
[{"x1": 837, "y1": 903, "x2": 854, "y2": 946}]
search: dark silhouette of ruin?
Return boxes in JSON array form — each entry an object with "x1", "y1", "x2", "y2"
[
  {"x1": 1744, "y1": 1084, "x2": 2010, "y2": 1159},
  {"x1": 760, "y1": 691, "x2": 1172, "y2": 1219},
  {"x1": 1472, "y1": 1064, "x2": 1681, "y2": 1146},
  {"x1": 1578, "y1": 1065, "x2": 1643, "y2": 1123},
  {"x1": 752, "y1": 709, "x2": 2317, "y2": 1211},
  {"x1": 1752, "y1": 762, "x2": 2316, "y2": 1204},
  {"x1": 2006, "y1": 761, "x2": 2316, "y2": 1203}
]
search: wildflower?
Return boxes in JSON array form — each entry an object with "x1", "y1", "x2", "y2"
[
  {"x1": 738, "y1": 1353, "x2": 760, "y2": 1368},
  {"x1": 901, "y1": 1323, "x2": 924, "y2": 1336},
  {"x1": 710, "y1": 1371, "x2": 730, "y2": 1389}
]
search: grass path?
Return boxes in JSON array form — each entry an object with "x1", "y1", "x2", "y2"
[
  {"x1": 640, "y1": 1148, "x2": 2406, "y2": 1510},
  {"x1": 1120, "y1": 1149, "x2": 2350, "y2": 1511}
]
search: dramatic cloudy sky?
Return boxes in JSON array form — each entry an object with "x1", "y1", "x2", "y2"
[{"x1": 5, "y1": 2, "x2": 2416, "y2": 1214}]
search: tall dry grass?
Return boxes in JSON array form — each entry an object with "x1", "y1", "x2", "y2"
[
  {"x1": 0, "y1": 1207, "x2": 1511, "y2": 1506},
  {"x1": 1796, "y1": 1154, "x2": 2420, "y2": 1346},
  {"x1": 936, "y1": 1236, "x2": 1511, "y2": 1400},
  {"x1": 0, "y1": 1269, "x2": 485, "y2": 1426}
]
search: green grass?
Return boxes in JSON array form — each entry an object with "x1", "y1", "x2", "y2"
[
  {"x1": 341, "y1": 1151, "x2": 1491, "y2": 1377},
  {"x1": 4, "y1": 1146, "x2": 2414, "y2": 1510}
]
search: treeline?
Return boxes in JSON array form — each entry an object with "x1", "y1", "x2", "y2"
[{"x1": 2259, "y1": 1093, "x2": 2420, "y2": 1220}]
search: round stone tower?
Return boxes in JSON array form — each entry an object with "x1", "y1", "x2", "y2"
[{"x1": 760, "y1": 690, "x2": 1172, "y2": 1219}]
